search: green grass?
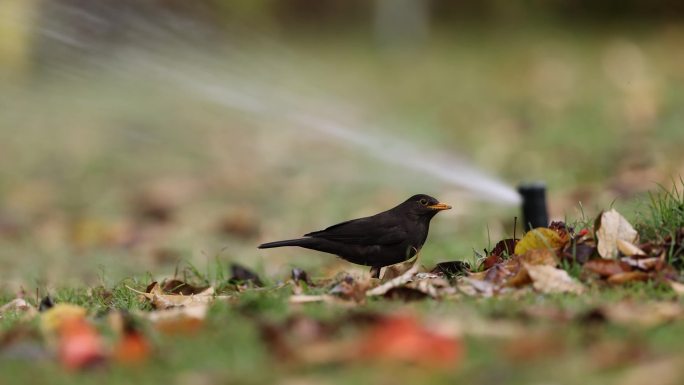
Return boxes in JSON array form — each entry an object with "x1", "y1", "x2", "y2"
[
  {"x1": 2, "y1": 278, "x2": 684, "y2": 385},
  {"x1": 635, "y1": 179, "x2": 684, "y2": 268},
  {"x1": 638, "y1": 178, "x2": 684, "y2": 240},
  {"x1": 2, "y1": 18, "x2": 684, "y2": 385}
]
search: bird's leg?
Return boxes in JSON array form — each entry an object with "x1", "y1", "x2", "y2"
[{"x1": 369, "y1": 266, "x2": 381, "y2": 279}]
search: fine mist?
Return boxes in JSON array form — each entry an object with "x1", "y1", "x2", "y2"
[{"x1": 12, "y1": 2, "x2": 522, "y2": 205}]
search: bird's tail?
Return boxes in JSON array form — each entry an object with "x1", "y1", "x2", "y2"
[{"x1": 258, "y1": 238, "x2": 311, "y2": 249}]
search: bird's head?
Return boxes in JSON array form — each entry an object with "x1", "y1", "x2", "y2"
[{"x1": 401, "y1": 194, "x2": 452, "y2": 218}]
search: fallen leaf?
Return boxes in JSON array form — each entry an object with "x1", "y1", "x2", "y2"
[
  {"x1": 40, "y1": 304, "x2": 88, "y2": 337},
  {"x1": 381, "y1": 257, "x2": 418, "y2": 281},
  {"x1": 607, "y1": 271, "x2": 651, "y2": 284},
  {"x1": 481, "y1": 263, "x2": 514, "y2": 286},
  {"x1": 668, "y1": 280, "x2": 684, "y2": 295},
  {"x1": 160, "y1": 279, "x2": 210, "y2": 295},
  {"x1": 521, "y1": 248, "x2": 559, "y2": 266},
  {"x1": 141, "y1": 304, "x2": 208, "y2": 334},
  {"x1": 524, "y1": 264, "x2": 585, "y2": 294},
  {"x1": 617, "y1": 239, "x2": 647, "y2": 257},
  {"x1": 491, "y1": 238, "x2": 518, "y2": 257},
  {"x1": 0, "y1": 298, "x2": 37, "y2": 320},
  {"x1": 357, "y1": 315, "x2": 463, "y2": 368},
  {"x1": 431, "y1": 261, "x2": 471, "y2": 277},
  {"x1": 562, "y1": 241, "x2": 597, "y2": 264},
  {"x1": 503, "y1": 331, "x2": 565, "y2": 363},
  {"x1": 329, "y1": 275, "x2": 371, "y2": 302},
  {"x1": 514, "y1": 227, "x2": 568, "y2": 255},
  {"x1": 230, "y1": 263, "x2": 264, "y2": 287},
  {"x1": 113, "y1": 329, "x2": 151, "y2": 365},
  {"x1": 458, "y1": 277, "x2": 496, "y2": 297},
  {"x1": 584, "y1": 259, "x2": 632, "y2": 277},
  {"x1": 128, "y1": 284, "x2": 227, "y2": 309},
  {"x1": 57, "y1": 317, "x2": 106, "y2": 370},
  {"x1": 596, "y1": 209, "x2": 638, "y2": 258},
  {"x1": 600, "y1": 301, "x2": 681, "y2": 327},
  {"x1": 618, "y1": 357, "x2": 684, "y2": 385},
  {"x1": 383, "y1": 274, "x2": 450, "y2": 301},
  {"x1": 366, "y1": 264, "x2": 419, "y2": 297},
  {"x1": 110, "y1": 312, "x2": 152, "y2": 365},
  {"x1": 480, "y1": 254, "x2": 504, "y2": 270},
  {"x1": 289, "y1": 294, "x2": 340, "y2": 304},
  {"x1": 383, "y1": 287, "x2": 430, "y2": 301},
  {"x1": 621, "y1": 257, "x2": 660, "y2": 271},
  {"x1": 0, "y1": 325, "x2": 48, "y2": 362},
  {"x1": 588, "y1": 339, "x2": 650, "y2": 370}
]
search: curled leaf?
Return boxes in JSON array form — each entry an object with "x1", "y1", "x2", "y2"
[
  {"x1": 584, "y1": 259, "x2": 632, "y2": 278},
  {"x1": 596, "y1": 209, "x2": 638, "y2": 258},
  {"x1": 606, "y1": 271, "x2": 651, "y2": 284},
  {"x1": 514, "y1": 228, "x2": 568, "y2": 255},
  {"x1": 616, "y1": 239, "x2": 646, "y2": 257}
]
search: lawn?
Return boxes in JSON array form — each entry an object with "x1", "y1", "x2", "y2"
[{"x1": 2, "y1": 15, "x2": 684, "y2": 385}]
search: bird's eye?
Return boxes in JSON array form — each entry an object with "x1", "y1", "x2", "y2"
[{"x1": 419, "y1": 198, "x2": 428, "y2": 205}]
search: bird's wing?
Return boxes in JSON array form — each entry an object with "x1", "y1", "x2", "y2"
[{"x1": 304, "y1": 215, "x2": 406, "y2": 246}]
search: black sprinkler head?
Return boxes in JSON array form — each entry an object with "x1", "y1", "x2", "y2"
[{"x1": 518, "y1": 182, "x2": 549, "y2": 231}]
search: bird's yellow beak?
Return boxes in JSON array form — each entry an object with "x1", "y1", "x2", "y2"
[{"x1": 428, "y1": 202, "x2": 452, "y2": 210}]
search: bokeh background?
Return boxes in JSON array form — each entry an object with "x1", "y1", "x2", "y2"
[{"x1": 2, "y1": 0, "x2": 684, "y2": 286}]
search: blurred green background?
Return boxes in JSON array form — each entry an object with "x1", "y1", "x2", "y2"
[{"x1": 1, "y1": 0, "x2": 684, "y2": 286}]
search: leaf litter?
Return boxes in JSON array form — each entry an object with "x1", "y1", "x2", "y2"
[{"x1": 2, "y1": 206, "x2": 684, "y2": 377}]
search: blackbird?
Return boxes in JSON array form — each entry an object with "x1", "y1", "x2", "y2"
[{"x1": 258, "y1": 194, "x2": 451, "y2": 277}]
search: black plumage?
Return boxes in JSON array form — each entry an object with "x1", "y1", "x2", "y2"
[{"x1": 258, "y1": 194, "x2": 451, "y2": 275}]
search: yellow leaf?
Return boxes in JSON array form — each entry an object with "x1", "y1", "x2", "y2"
[
  {"x1": 514, "y1": 228, "x2": 567, "y2": 255},
  {"x1": 40, "y1": 304, "x2": 87, "y2": 337}
]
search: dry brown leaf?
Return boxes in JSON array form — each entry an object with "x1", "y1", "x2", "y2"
[
  {"x1": 366, "y1": 264, "x2": 419, "y2": 297},
  {"x1": 506, "y1": 249, "x2": 561, "y2": 287},
  {"x1": 503, "y1": 331, "x2": 565, "y2": 363},
  {"x1": 514, "y1": 227, "x2": 568, "y2": 255},
  {"x1": 384, "y1": 274, "x2": 450, "y2": 300},
  {"x1": 329, "y1": 276, "x2": 372, "y2": 302},
  {"x1": 601, "y1": 301, "x2": 682, "y2": 327},
  {"x1": 619, "y1": 357, "x2": 684, "y2": 385},
  {"x1": 596, "y1": 209, "x2": 638, "y2": 258},
  {"x1": 584, "y1": 259, "x2": 632, "y2": 277},
  {"x1": 524, "y1": 264, "x2": 585, "y2": 294},
  {"x1": 458, "y1": 277, "x2": 496, "y2": 297},
  {"x1": 356, "y1": 315, "x2": 463, "y2": 368},
  {"x1": 0, "y1": 298, "x2": 37, "y2": 320},
  {"x1": 160, "y1": 279, "x2": 210, "y2": 295},
  {"x1": 289, "y1": 294, "x2": 351, "y2": 305},
  {"x1": 381, "y1": 257, "x2": 419, "y2": 281},
  {"x1": 606, "y1": 271, "x2": 651, "y2": 284},
  {"x1": 520, "y1": 248, "x2": 559, "y2": 266},
  {"x1": 668, "y1": 280, "x2": 684, "y2": 295},
  {"x1": 588, "y1": 339, "x2": 650, "y2": 370},
  {"x1": 141, "y1": 304, "x2": 208, "y2": 334},
  {"x1": 128, "y1": 284, "x2": 229, "y2": 309},
  {"x1": 113, "y1": 330, "x2": 151, "y2": 365},
  {"x1": 621, "y1": 257, "x2": 660, "y2": 271},
  {"x1": 617, "y1": 239, "x2": 646, "y2": 257}
]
